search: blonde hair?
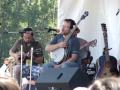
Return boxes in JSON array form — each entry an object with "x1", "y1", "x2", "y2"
[
  {"x1": 89, "y1": 77, "x2": 120, "y2": 90},
  {"x1": 0, "y1": 77, "x2": 20, "y2": 90}
]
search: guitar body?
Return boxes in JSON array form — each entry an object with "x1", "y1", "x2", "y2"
[{"x1": 96, "y1": 55, "x2": 119, "y2": 78}]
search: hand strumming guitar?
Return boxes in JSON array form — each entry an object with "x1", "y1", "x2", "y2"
[
  {"x1": 11, "y1": 51, "x2": 29, "y2": 64},
  {"x1": 57, "y1": 41, "x2": 67, "y2": 48},
  {"x1": 45, "y1": 41, "x2": 67, "y2": 52}
]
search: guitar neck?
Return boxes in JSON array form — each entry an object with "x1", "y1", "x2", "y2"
[
  {"x1": 64, "y1": 26, "x2": 77, "y2": 42},
  {"x1": 64, "y1": 18, "x2": 82, "y2": 42},
  {"x1": 104, "y1": 41, "x2": 110, "y2": 62},
  {"x1": 101, "y1": 23, "x2": 110, "y2": 62},
  {"x1": 80, "y1": 43, "x2": 89, "y2": 50},
  {"x1": 64, "y1": 11, "x2": 88, "y2": 42}
]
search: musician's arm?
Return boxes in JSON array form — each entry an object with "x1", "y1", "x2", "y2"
[
  {"x1": 65, "y1": 38, "x2": 80, "y2": 63},
  {"x1": 45, "y1": 43, "x2": 61, "y2": 52},
  {"x1": 45, "y1": 34, "x2": 66, "y2": 52},
  {"x1": 9, "y1": 50, "x2": 18, "y2": 60},
  {"x1": 9, "y1": 40, "x2": 20, "y2": 60}
]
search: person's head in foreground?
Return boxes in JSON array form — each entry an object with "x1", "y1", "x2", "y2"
[
  {"x1": 89, "y1": 77, "x2": 120, "y2": 90},
  {"x1": 0, "y1": 77, "x2": 20, "y2": 90}
]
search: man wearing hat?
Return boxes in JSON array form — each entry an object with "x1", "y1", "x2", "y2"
[
  {"x1": 22, "y1": 49, "x2": 43, "y2": 90},
  {"x1": 9, "y1": 27, "x2": 44, "y2": 85}
]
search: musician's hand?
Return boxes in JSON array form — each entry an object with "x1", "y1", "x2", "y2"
[
  {"x1": 13, "y1": 52, "x2": 26, "y2": 61},
  {"x1": 57, "y1": 41, "x2": 67, "y2": 48},
  {"x1": 13, "y1": 53, "x2": 20, "y2": 61},
  {"x1": 28, "y1": 80, "x2": 36, "y2": 85},
  {"x1": 54, "y1": 64, "x2": 61, "y2": 69}
]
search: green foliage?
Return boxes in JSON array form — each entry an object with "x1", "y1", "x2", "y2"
[{"x1": 0, "y1": 0, "x2": 57, "y2": 64}]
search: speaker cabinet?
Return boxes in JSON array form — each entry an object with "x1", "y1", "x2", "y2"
[{"x1": 36, "y1": 67, "x2": 90, "y2": 90}]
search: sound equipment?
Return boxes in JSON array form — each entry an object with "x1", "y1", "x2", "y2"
[{"x1": 36, "y1": 67, "x2": 91, "y2": 90}]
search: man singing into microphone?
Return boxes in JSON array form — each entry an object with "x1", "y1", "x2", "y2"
[{"x1": 43, "y1": 19, "x2": 80, "y2": 70}]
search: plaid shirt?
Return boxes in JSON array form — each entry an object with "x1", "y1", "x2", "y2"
[{"x1": 22, "y1": 65, "x2": 43, "y2": 80}]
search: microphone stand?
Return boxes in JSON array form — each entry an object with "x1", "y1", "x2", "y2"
[
  {"x1": 29, "y1": 47, "x2": 33, "y2": 90},
  {"x1": 20, "y1": 45, "x2": 23, "y2": 90},
  {"x1": 0, "y1": 33, "x2": 2, "y2": 63}
]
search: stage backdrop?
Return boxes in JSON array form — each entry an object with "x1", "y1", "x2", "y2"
[{"x1": 58, "y1": 0, "x2": 120, "y2": 62}]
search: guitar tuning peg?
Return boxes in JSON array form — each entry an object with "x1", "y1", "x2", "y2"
[{"x1": 84, "y1": 11, "x2": 89, "y2": 16}]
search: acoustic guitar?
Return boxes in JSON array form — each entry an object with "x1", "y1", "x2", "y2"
[{"x1": 95, "y1": 23, "x2": 118, "y2": 79}]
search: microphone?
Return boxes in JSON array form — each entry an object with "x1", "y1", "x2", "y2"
[
  {"x1": 45, "y1": 27, "x2": 59, "y2": 32},
  {"x1": 116, "y1": 9, "x2": 120, "y2": 16}
]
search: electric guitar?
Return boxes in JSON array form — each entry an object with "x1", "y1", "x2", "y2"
[{"x1": 50, "y1": 11, "x2": 89, "y2": 64}]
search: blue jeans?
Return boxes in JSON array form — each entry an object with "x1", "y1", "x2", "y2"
[{"x1": 43, "y1": 60, "x2": 80, "y2": 71}]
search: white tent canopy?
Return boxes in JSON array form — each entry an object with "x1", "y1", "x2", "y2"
[{"x1": 58, "y1": 0, "x2": 120, "y2": 62}]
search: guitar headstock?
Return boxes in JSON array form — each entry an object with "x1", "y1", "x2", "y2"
[
  {"x1": 76, "y1": 11, "x2": 89, "y2": 25},
  {"x1": 89, "y1": 39, "x2": 97, "y2": 47},
  {"x1": 101, "y1": 23, "x2": 110, "y2": 59},
  {"x1": 80, "y1": 11, "x2": 89, "y2": 21},
  {"x1": 101, "y1": 23, "x2": 107, "y2": 32},
  {"x1": 101, "y1": 23, "x2": 108, "y2": 41}
]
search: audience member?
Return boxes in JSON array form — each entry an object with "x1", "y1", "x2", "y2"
[
  {"x1": 0, "y1": 77, "x2": 20, "y2": 90},
  {"x1": 89, "y1": 77, "x2": 120, "y2": 90}
]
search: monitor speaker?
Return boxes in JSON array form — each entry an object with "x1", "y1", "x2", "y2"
[{"x1": 36, "y1": 67, "x2": 91, "y2": 90}]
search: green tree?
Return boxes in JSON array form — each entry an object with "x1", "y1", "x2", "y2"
[{"x1": 0, "y1": 0, "x2": 57, "y2": 64}]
